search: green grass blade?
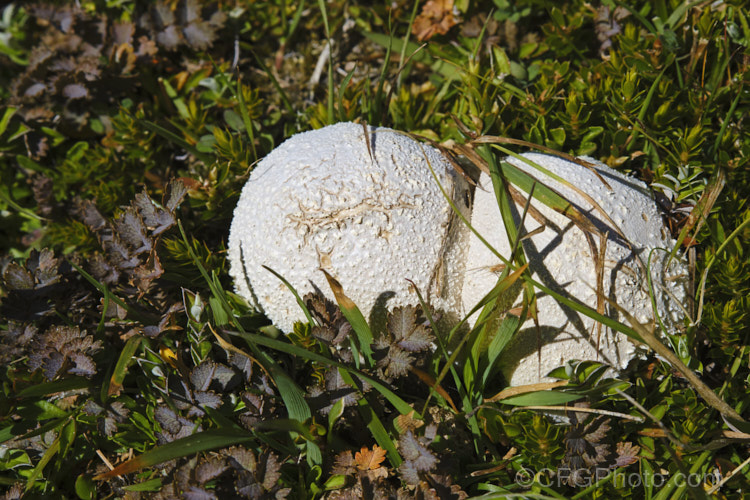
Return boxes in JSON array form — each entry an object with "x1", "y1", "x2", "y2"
[
  {"x1": 0, "y1": 186, "x2": 44, "y2": 221},
  {"x1": 337, "y1": 66, "x2": 357, "y2": 121},
  {"x1": 230, "y1": 331, "x2": 415, "y2": 416},
  {"x1": 1, "y1": 417, "x2": 67, "y2": 446},
  {"x1": 321, "y1": 270, "x2": 374, "y2": 365},
  {"x1": 709, "y1": 84, "x2": 742, "y2": 159},
  {"x1": 607, "y1": 0, "x2": 657, "y2": 33},
  {"x1": 249, "y1": 50, "x2": 294, "y2": 114},
  {"x1": 15, "y1": 155, "x2": 51, "y2": 174},
  {"x1": 139, "y1": 120, "x2": 213, "y2": 165},
  {"x1": 396, "y1": 1, "x2": 420, "y2": 90},
  {"x1": 122, "y1": 479, "x2": 162, "y2": 492},
  {"x1": 338, "y1": 368, "x2": 401, "y2": 467},
  {"x1": 94, "y1": 429, "x2": 255, "y2": 480},
  {"x1": 481, "y1": 315, "x2": 521, "y2": 387},
  {"x1": 235, "y1": 77, "x2": 258, "y2": 162},
  {"x1": 25, "y1": 435, "x2": 60, "y2": 491},
  {"x1": 0, "y1": 106, "x2": 16, "y2": 137},
  {"x1": 106, "y1": 334, "x2": 143, "y2": 399},
  {"x1": 696, "y1": 213, "x2": 750, "y2": 325},
  {"x1": 272, "y1": 367, "x2": 313, "y2": 424},
  {"x1": 317, "y1": 0, "x2": 334, "y2": 124},
  {"x1": 408, "y1": 280, "x2": 468, "y2": 408},
  {"x1": 425, "y1": 143, "x2": 641, "y2": 342},
  {"x1": 178, "y1": 223, "x2": 312, "y2": 423},
  {"x1": 285, "y1": 0, "x2": 306, "y2": 41},
  {"x1": 494, "y1": 391, "x2": 582, "y2": 406},
  {"x1": 70, "y1": 262, "x2": 152, "y2": 323},
  {"x1": 15, "y1": 377, "x2": 92, "y2": 399},
  {"x1": 628, "y1": 65, "x2": 667, "y2": 153},
  {"x1": 262, "y1": 265, "x2": 314, "y2": 326}
]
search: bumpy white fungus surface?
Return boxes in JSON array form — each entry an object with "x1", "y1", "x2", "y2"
[
  {"x1": 462, "y1": 153, "x2": 688, "y2": 386},
  {"x1": 228, "y1": 122, "x2": 470, "y2": 332}
]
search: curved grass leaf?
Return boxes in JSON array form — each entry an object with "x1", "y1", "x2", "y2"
[
  {"x1": 107, "y1": 335, "x2": 143, "y2": 397},
  {"x1": 495, "y1": 391, "x2": 582, "y2": 407},
  {"x1": 122, "y1": 479, "x2": 162, "y2": 492},
  {"x1": 337, "y1": 368, "x2": 401, "y2": 467},
  {"x1": 229, "y1": 331, "x2": 415, "y2": 417},
  {"x1": 0, "y1": 106, "x2": 16, "y2": 136},
  {"x1": 262, "y1": 265, "x2": 314, "y2": 326},
  {"x1": 321, "y1": 269, "x2": 374, "y2": 366},
  {"x1": 15, "y1": 377, "x2": 91, "y2": 399},
  {"x1": 94, "y1": 429, "x2": 255, "y2": 480},
  {"x1": 25, "y1": 435, "x2": 59, "y2": 491},
  {"x1": 481, "y1": 315, "x2": 521, "y2": 387},
  {"x1": 139, "y1": 120, "x2": 213, "y2": 165}
]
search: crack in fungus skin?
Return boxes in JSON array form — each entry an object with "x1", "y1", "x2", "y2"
[{"x1": 286, "y1": 194, "x2": 417, "y2": 246}]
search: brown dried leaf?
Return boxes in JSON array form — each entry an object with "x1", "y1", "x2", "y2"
[
  {"x1": 164, "y1": 179, "x2": 187, "y2": 212},
  {"x1": 332, "y1": 451, "x2": 356, "y2": 476},
  {"x1": 395, "y1": 411, "x2": 424, "y2": 434},
  {"x1": 614, "y1": 442, "x2": 640, "y2": 467},
  {"x1": 354, "y1": 445, "x2": 386, "y2": 471},
  {"x1": 413, "y1": 0, "x2": 459, "y2": 41},
  {"x1": 113, "y1": 207, "x2": 151, "y2": 255},
  {"x1": 3, "y1": 263, "x2": 34, "y2": 290}
]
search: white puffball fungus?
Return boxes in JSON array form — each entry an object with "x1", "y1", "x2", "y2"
[
  {"x1": 462, "y1": 153, "x2": 688, "y2": 386},
  {"x1": 228, "y1": 122, "x2": 470, "y2": 333}
]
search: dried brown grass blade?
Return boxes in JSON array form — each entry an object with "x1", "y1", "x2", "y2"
[
  {"x1": 472, "y1": 135, "x2": 613, "y2": 189},
  {"x1": 667, "y1": 168, "x2": 726, "y2": 266},
  {"x1": 409, "y1": 366, "x2": 458, "y2": 413},
  {"x1": 487, "y1": 381, "x2": 568, "y2": 402},
  {"x1": 608, "y1": 302, "x2": 744, "y2": 422}
]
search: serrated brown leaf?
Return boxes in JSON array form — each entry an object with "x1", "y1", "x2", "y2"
[
  {"x1": 134, "y1": 190, "x2": 175, "y2": 235},
  {"x1": 31, "y1": 249, "x2": 60, "y2": 287},
  {"x1": 397, "y1": 324, "x2": 433, "y2": 352},
  {"x1": 68, "y1": 352, "x2": 96, "y2": 377},
  {"x1": 583, "y1": 418, "x2": 610, "y2": 444},
  {"x1": 113, "y1": 207, "x2": 151, "y2": 254},
  {"x1": 332, "y1": 451, "x2": 356, "y2": 475},
  {"x1": 111, "y1": 21, "x2": 134, "y2": 44},
  {"x1": 62, "y1": 83, "x2": 88, "y2": 99},
  {"x1": 383, "y1": 347, "x2": 413, "y2": 379},
  {"x1": 77, "y1": 199, "x2": 108, "y2": 232},
  {"x1": 399, "y1": 432, "x2": 423, "y2": 462},
  {"x1": 614, "y1": 442, "x2": 640, "y2": 467},
  {"x1": 413, "y1": 0, "x2": 459, "y2": 42},
  {"x1": 193, "y1": 390, "x2": 222, "y2": 409},
  {"x1": 195, "y1": 456, "x2": 229, "y2": 484},
  {"x1": 226, "y1": 446, "x2": 257, "y2": 472},
  {"x1": 164, "y1": 179, "x2": 187, "y2": 212},
  {"x1": 388, "y1": 306, "x2": 434, "y2": 352},
  {"x1": 399, "y1": 460, "x2": 420, "y2": 485},
  {"x1": 354, "y1": 445, "x2": 386, "y2": 471},
  {"x1": 388, "y1": 306, "x2": 417, "y2": 338},
  {"x1": 184, "y1": 21, "x2": 216, "y2": 50},
  {"x1": 395, "y1": 411, "x2": 424, "y2": 434},
  {"x1": 261, "y1": 453, "x2": 282, "y2": 491},
  {"x1": 3, "y1": 263, "x2": 34, "y2": 290},
  {"x1": 191, "y1": 360, "x2": 216, "y2": 391}
]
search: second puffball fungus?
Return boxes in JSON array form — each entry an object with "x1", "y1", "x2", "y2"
[{"x1": 462, "y1": 153, "x2": 688, "y2": 386}]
